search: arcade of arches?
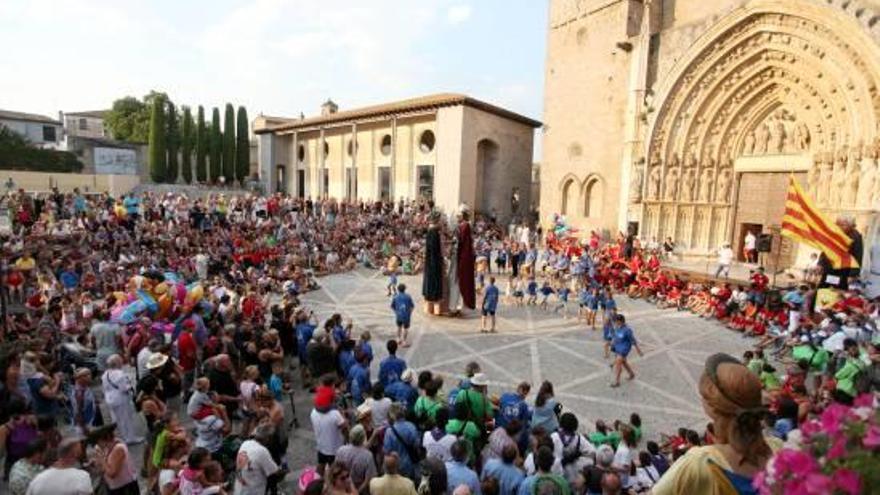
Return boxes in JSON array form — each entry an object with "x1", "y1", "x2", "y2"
[{"x1": 543, "y1": 0, "x2": 880, "y2": 271}]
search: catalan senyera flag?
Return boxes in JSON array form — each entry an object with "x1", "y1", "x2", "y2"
[{"x1": 781, "y1": 176, "x2": 859, "y2": 270}]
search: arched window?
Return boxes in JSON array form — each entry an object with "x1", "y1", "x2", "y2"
[
  {"x1": 380, "y1": 135, "x2": 392, "y2": 156},
  {"x1": 561, "y1": 178, "x2": 577, "y2": 216},
  {"x1": 419, "y1": 130, "x2": 435, "y2": 153},
  {"x1": 583, "y1": 177, "x2": 602, "y2": 218}
]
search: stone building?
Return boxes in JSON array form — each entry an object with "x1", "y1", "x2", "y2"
[
  {"x1": 254, "y1": 94, "x2": 540, "y2": 221},
  {"x1": 62, "y1": 110, "x2": 109, "y2": 139},
  {"x1": 542, "y1": 0, "x2": 880, "y2": 269},
  {"x1": 0, "y1": 109, "x2": 62, "y2": 149}
]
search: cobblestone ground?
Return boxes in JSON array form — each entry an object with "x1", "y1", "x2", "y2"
[{"x1": 2, "y1": 268, "x2": 755, "y2": 493}]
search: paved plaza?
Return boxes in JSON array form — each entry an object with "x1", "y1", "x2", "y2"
[{"x1": 285, "y1": 268, "x2": 755, "y2": 461}]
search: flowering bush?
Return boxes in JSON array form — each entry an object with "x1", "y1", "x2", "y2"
[{"x1": 754, "y1": 394, "x2": 880, "y2": 494}]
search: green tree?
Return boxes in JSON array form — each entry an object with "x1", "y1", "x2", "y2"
[
  {"x1": 105, "y1": 96, "x2": 147, "y2": 142},
  {"x1": 195, "y1": 106, "x2": 207, "y2": 182},
  {"x1": 223, "y1": 103, "x2": 235, "y2": 181},
  {"x1": 166, "y1": 100, "x2": 179, "y2": 183},
  {"x1": 181, "y1": 106, "x2": 194, "y2": 184},
  {"x1": 210, "y1": 107, "x2": 222, "y2": 183},
  {"x1": 105, "y1": 90, "x2": 171, "y2": 143},
  {"x1": 236, "y1": 106, "x2": 250, "y2": 183},
  {"x1": 148, "y1": 97, "x2": 167, "y2": 182}
]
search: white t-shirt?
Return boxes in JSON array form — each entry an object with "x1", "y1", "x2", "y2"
[
  {"x1": 137, "y1": 347, "x2": 153, "y2": 379},
  {"x1": 422, "y1": 430, "x2": 456, "y2": 462},
  {"x1": 310, "y1": 408, "x2": 346, "y2": 455},
  {"x1": 25, "y1": 467, "x2": 92, "y2": 495},
  {"x1": 613, "y1": 444, "x2": 633, "y2": 488},
  {"x1": 234, "y1": 439, "x2": 279, "y2": 495},
  {"x1": 718, "y1": 247, "x2": 734, "y2": 265},
  {"x1": 745, "y1": 233, "x2": 756, "y2": 250}
]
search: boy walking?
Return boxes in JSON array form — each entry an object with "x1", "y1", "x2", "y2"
[
  {"x1": 391, "y1": 284, "x2": 414, "y2": 347},
  {"x1": 481, "y1": 276, "x2": 500, "y2": 333}
]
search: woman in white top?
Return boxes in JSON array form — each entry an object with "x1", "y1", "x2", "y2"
[
  {"x1": 612, "y1": 426, "x2": 637, "y2": 490},
  {"x1": 422, "y1": 408, "x2": 456, "y2": 462}
]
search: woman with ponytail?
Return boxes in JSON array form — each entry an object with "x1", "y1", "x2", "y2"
[{"x1": 653, "y1": 353, "x2": 779, "y2": 495}]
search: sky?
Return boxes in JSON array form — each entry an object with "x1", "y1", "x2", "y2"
[{"x1": 0, "y1": 0, "x2": 547, "y2": 155}]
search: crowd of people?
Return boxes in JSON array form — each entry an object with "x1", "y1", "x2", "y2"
[{"x1": 0, "y1": 186, "x2": 876, "y2": 495}]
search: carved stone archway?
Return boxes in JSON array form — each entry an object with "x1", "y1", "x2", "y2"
[{"x1": 639, "y1": 0, "x2": 880, "y2": 257}]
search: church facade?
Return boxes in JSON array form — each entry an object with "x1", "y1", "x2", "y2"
[{"x1": 542, "y1": 0, "x2": 880, "y2": 269}]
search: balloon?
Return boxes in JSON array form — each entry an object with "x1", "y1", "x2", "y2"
[
  {"x1": 136, "y1": 289, "x2": 158, "y2": 314},
  {"x1": 175, "y1": 282, "x2": 187, "y2": 304},
  {"x1": 115, "y1": 300, "x2": 147, "y2": 324},
  {"x1": 110, "y1": 304, "x2": 125, "y2": 321},
  {"x1": 186, "y1": 283, "x2": 204, "y2": 304},
  {"x1": 155, "y1": 294, "x2": 173, "y2": 319}
]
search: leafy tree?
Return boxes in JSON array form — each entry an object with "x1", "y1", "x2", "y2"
[
  {"x1": 210, "y1": 107, "x2": 222, "y2": 182},
  {"x1": 166, "y1": 100, "x2": 179, "y2": 183},
  {"x1": 223, "y1": 103, "x2": 235, "y2": 181},
  {"x1": 105, "y1": 96, "x2": 147, "y2": 142},
  {"x1": 105, "y1": 90, "x2": 171, "y2": 143},
  {"x1": 148, "y1": 97, "x2": 167, "y2": 182},
  {"x1": 181, "y1": 106, "x2": 194, "y2": 184},
  {"x1": 195, "y1": 106, "x2": 207, "y2": 182},
  {"x1": 236, "y1": 106, "x2": 250, "y2": 183}
]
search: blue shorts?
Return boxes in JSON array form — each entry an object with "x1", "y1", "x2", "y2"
[
  {"x1": 396, "y1": 319, "x2": 411, "y2": 329},
  {"x1": 482, "y1": 309, "x2": 496, "y2": 316}
]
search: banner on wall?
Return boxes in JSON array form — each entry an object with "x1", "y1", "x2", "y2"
[{"x1": 94, "y1": 147, "x2": 137, "y2": 175}]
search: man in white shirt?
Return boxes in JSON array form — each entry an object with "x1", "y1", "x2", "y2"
[
  {"x1": 744, "y1": 231, "x2": 757, "y2": 263},
  {"x1": 25, "y1": 436, "x2": 91, "y2": 495},
  {"x1": 310, "y1": 399, "x2": 348, "y2": 475},
  {"x1": 714, "y1": 243, "x2": 735, "y2": 278},
  {"x1": 234, "y1": 425, "x2": 281, "y2": 495}
]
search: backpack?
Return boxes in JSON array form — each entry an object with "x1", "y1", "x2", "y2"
[{"x1": 560, "y1": 434, "x2": 582, "y2": 466}]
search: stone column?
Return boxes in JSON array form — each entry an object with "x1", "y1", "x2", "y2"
[
  {"x1": 391, "y1": 116, "x2": 398, "y2": 200},
  {"x1": 291, "y1": 132, "x2": 298, "y2": 197},
  {"x1": 258, "y1": 133, "x2": 276, "y2": 194},
  {"x1": 622, "y1": 0, "x2": 654, "y2": 233},
  {"x1": 351, "y1": 123, "x2": 358, "y2": 201},
  {"x1": 319, "y1": 127, "x2": 326, "y2": 198}
]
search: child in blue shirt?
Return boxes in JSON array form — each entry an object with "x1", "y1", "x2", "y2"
[
  {"x1": 588, "y1": 288, "x2": 601, "y2": 329},
  {"x1": 268, "y1": 360, "x2": 286, "y2": 402},
  {"x1": 539, "y1": 281, "x2": 555, "y2": 310},
  {"x1": 601, "y1": 289, "x2": 616, "y2": 326},
  {"x1": 526, "y1": 277, "x2": 538, "y2": 305},
  {"x1": 555, "y1": 285, "x2": 571, "y2": 318}
]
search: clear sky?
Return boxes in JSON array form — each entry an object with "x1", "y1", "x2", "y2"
[{"x1": 0, "y1": 0, "x2": 547, "y2": 153}]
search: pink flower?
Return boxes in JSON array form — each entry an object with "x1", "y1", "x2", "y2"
[
  {"x1": 820, "y1": 403, "x2": 849, "y2": 435},
  {"x1": 801, "y1": 419, "x2": 822, "y2": 439},
  {"x1": 827, "y1": 436, "x2": 848, "y2": 460},
  {"x1": 804, "y1": 473, "x2": 835, "y2": 494},
  {"x1": 864, "y1": 424, "x2": 880, "y2": 449},
  {"x1": 853, "y1": 393, "x2": 874, "y2": 408},
  {"x1": 832, "y1": 469, "x2": 861, "y2": 495},
  {"x1": 774, "y1": 449, "x2": 819, "y2": 477}
]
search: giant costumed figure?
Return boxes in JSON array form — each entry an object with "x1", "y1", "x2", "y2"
[
  {"x1": 421, "y1": 205, "x2": 476, "y2": 316},
  {"x1": 422, "y1": 211, "x2": 445, "y2": 314},
  {"x1": 452, "y1": 204, "x2": 476, "y2": 311}
]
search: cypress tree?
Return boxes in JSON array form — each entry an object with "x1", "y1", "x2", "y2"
[
  {"x1": 181, "y1": 106, "x2": 193, "y2": 184},
  {"x1": 236, "y1": 106, "x2": 249, "y2": 183},
  {"x1": 223, "y1": 103, "x2": 235, "y2": 182},
  {"x1": 166, "y1": 100, "x2": 179, "y2": 183},
  {"x1": 148, "y1": 97, "x2": 166, "y2": 183},
  {"x1": 195, "y1": 106, "x2": 207, "y2": 182},
  {"x1": 210, "y1": 107, "x2": 222, "y2": 183}
]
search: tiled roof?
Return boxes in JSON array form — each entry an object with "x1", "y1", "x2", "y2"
[
  {"x1": 0, "y1": 109, "x2": 60, "y2": 125},
  {"x1": 257, "y1": 93, "x2": 541, "y2": 133},
  {"x1": 65, "y1": 110, "x2": 109, "y2": 119}
]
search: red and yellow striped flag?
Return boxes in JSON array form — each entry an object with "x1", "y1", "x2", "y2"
[{"x1": 781, "y1": 176, "x2": 858, "y2": 269}]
